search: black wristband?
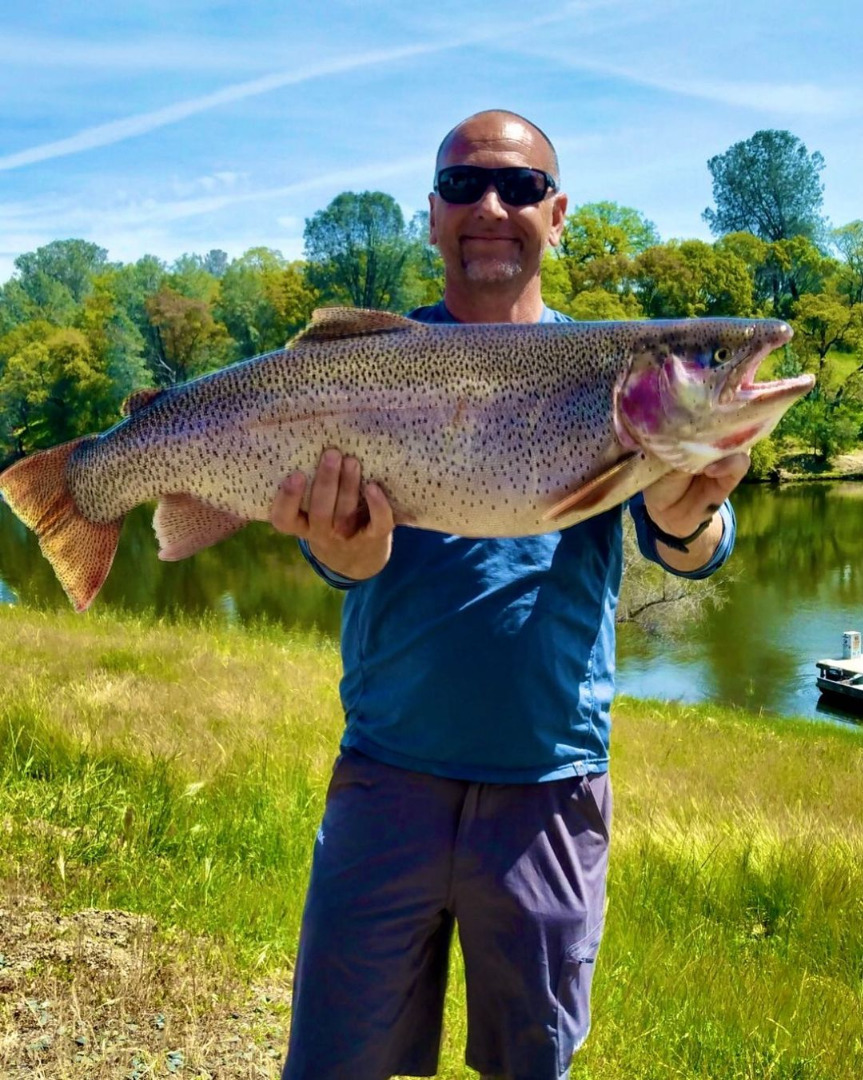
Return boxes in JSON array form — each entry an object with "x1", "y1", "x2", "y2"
[{"x1": 643, "y1": 511, "x2": 714, "y2": 553}]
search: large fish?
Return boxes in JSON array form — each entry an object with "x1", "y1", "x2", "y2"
[{"x1": 0, "y1": 306, "x2": 813, "y2": 612}]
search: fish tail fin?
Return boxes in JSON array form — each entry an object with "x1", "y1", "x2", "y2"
[{"x1": 0, "y1": 439, "x2": 122, "y2": 612}]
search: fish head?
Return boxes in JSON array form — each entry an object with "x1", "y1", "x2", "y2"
[{"x1": 614, "y1": 318, "x2": 815, "y2": 472}]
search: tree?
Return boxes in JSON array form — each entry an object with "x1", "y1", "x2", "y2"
[
  {"x1": 791, "y1": 291, "x2": 863, "y2": 380},
  {"x1": 101, "y1": 256, "x2": 168, "y2": 386},
  {"x1": 833, "y1": 221, "x2": 863, "y2": 305},
  {"x1": 167, "y1": 253, "x2": 221, "y2": 303},
  {"x1": 78, "y1": 276, "x2": 153, "y2": 409},
  {"x1": 217, "y1": 248, "x2": 318, "y2": 356},
  {"x1": 780, "y1": 390, "x2": 861, "y2": 463},
  {"x1": 0, "y1": 325, "x2": 115, "y2": 457},
  {"x1": 718, "y1": 233, "x2": 832, "y2": 318},
  {"x1": 304, "y1": 191, "x2": 414, "y2": 310},
  {"x1": 400, "y1": 211, "x2": 445, "y2": 309},
  {"x1": 145, "y1": 287, "x2": 231, "y2": 385},
  {"x1": 202, "y1": 249, "x2": 229, "y2": 279},
  {"x1": 12, "y1": 239, "x2": 111, "y2": 305},
  {"x1": 633, "y1": 240, "x2": 753, "y2": 318},
  {"x1": 559, "y1": 201, "x2": 659, "y2": 261},
  {"x1": 703, "y1": 130, "x2": 826, "y2": 242},
  {"x1": 544, "y1": 202, "x2": 656, "y2": 318}
]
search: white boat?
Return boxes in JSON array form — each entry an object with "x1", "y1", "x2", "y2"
[{"x1": 816, "y1": 631, "x2": 863, "y2": 709}]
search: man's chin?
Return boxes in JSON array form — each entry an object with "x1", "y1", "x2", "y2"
[{"x1": 463, "y1": 258, "x2": 522, "y2": 284}]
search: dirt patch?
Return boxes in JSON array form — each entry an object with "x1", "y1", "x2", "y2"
[{"x1": 0, "y1": 888, "x2": 291, "y2": 1078}]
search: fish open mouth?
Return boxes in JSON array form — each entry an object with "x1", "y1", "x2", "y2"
[
  {"x1": 735, "y1": 358, "x2": 815, "y2": 404},
  {"x1": 723, "y1": 324, "x2": 814, "y2": 405}
]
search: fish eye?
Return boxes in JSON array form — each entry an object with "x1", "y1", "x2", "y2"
[{"x1": 713, "y1": 347, "x2": 731, "y2": 365}]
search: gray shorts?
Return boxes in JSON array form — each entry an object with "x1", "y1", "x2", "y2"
[{"x1": 282, "y1": 749, "x2": 611, "y2": 1080}]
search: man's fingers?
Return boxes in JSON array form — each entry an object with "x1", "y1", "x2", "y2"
[
  {"x1": 333, "y1": 456, "x2": 362, "y2": 536},
  {"x1": 704, "y1": 452, "x2": 751, "y2": 482},
  {"x1": 308, "y1": 448, "x2": 343, "y2": 526},
  {"x1": 271, "y1": 471, "x2": 308, "y2": 537},
  {"x1": 365, "y1": 482, "x2": 395, "y2": 536}
]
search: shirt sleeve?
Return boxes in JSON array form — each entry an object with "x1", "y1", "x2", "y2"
[
  {"x1": 297, "y1": 538, "x2": 361, "y2": 590},
  {"x1": 628, "y1": 491, "x2": 736, "y2": 580}
]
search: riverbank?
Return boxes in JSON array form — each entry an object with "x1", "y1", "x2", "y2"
[
  {"x1": 769, "y1": 446, "x2": 863, "y2": 482},
  {"x1": 1, "y1": 605, "x2": 861, "y2": 1078}
]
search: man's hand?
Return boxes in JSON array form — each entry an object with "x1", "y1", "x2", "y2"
[
  {"x1": 642, "y1": 452, "x2": 750, "y2": 571},
  {"x1": 270, "y1": 448, "x2": 394, "y2": 580}
]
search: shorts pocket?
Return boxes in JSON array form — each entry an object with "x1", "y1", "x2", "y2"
[{"x1": 556, "y1": 921, "x2": 604, "y2": 1074}]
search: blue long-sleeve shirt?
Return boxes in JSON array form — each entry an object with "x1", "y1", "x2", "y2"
[{"x1": 300, "y1": 301, "x2": 735, "y2": 782}]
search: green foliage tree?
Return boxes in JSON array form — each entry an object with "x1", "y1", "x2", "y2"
[
  {"x1": 559, "y1": 201, "x2": 659, "y2": 260},
  {"x1": 13, "y1": 239, "x2": 111, "y2": 305},
  {"x1": 145, "y1": 286, "x2": 232, "y2": 385},
  {"x1": 833, "y1": 221, "x2": 863, "y2": 305},
  {"x1": 217, "y1": 248, "x2": 317, "y2": 356},
  {"x1": 780, "y1": 390, "x2": 861, "y2": 462},
  {"x1": 0, "y1": 239, "x2": 113, "y2": 335},
  {"x1": 792, "y1": 291, "x2": 863, "y2": 380},
  {"x1": 703, "y1": 130, "x2": 826, "y2": 242},
  {"x1": 747, "y1": 437, "x2": 780, "y2": 480},
  {"x1": 167, "y1": 253, "x2": 221, "y2": 303},
  {"x1": 100, "y1": 257, "x2": 172, "y2": 386},
  {"x1": 633, "y1": 240, "x2": 753, "y2": 318},
  {"x1": 304, "y1": 191, "x2": 414, "y2": 310},
  {"x1": 0, "y1": 324, "x2": 115, "y2": 457},
  {"x1": 78, "y1": 277, "x2": 153, "y2": 408},
  {"x1": 202, "y1": 249, "x2": 229, "y2": 279},
  {"x1": 545, "y1": 202, "x2": 655, "y2": 318},
  {"x1": 400, "y1": 211, "x2": 446, "y2": 310}
]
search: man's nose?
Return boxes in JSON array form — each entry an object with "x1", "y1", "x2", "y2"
[{"x1": 474, "y1": 185, "x2": 508, "y2": 218}]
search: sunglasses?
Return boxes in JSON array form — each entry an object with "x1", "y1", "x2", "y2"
[{"x1": 434, "y1": 165, "x2": 558, "y2": 207}]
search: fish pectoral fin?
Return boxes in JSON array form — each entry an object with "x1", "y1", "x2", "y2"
[
  {"x1": 291, "y1": 307, "x2": 426, "y2": 344},
  {"x1": 154, "y1": 494, "x2": 248, "y2": 561},
  {"x1": 543, "y1": 453, "x2": 642, "y2": 522},
  {"x1": 0, "y1": 437, "x2": 122, "y2": 612}
]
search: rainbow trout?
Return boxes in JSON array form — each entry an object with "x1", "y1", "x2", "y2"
[{"x1": 0, "y1": 307, "x2": 813, "y2": 611}]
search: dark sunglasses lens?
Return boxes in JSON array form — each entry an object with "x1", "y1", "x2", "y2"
[
  {"x1": 437, "y1": 167, "x2": 484, "y2": 204},
  {"x1": 496, "y1": 169, "x2": 549, "y2": 205},
  {"x1": 436, "y1": 167, "x2": 551, "y2": 206}
]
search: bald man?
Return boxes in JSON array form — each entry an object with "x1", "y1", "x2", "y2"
[{"x1": 276, "y1": 111, "x2": 745, "y2": 1080}]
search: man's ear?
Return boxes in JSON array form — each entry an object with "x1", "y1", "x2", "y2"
[
  {"x1": 428, "y1": 193, "x2": 438, "y2": 245},
  {"x1": 548, "y1": 192, "x2": 568, "y2": 247}
]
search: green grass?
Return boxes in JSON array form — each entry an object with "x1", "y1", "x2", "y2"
[{"x1": 1, "y1": 605, "x2": 862, "y2": 1077}]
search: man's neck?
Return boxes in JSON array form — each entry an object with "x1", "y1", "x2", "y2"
[{"x1": 441, "y1": 281, "x2": 546, "y2": 324}]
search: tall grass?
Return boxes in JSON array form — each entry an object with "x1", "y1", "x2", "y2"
[{"x1": 1, "y1": 606, "x2": 862, "y2": 1078}]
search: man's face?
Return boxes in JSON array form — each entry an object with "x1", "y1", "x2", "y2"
[{"x1": 428, "y1": 115, "x2": 567, "y2": 291}]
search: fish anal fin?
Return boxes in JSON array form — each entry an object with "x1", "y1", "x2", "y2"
[
  {"x1": 154, "y1": 494, "x2": 247, "y2": 561},
  {"x1": 543, "y1": 453, "x2": 642, "y2": 522},
  {"x1": 291, "y1": 307, "x2": 425, "y2": 345},
  {"x1": 0, "y1": 438, "x2": 122, "y2": 612},
  {"x1": 122, "y1": 388, "x2": 164, "y2": 416}
]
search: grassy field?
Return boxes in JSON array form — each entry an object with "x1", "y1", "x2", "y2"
[{"x1": 1, "y1": 604, "x2": 861, "y2": 1078}]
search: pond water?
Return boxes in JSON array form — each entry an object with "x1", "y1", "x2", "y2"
[{"x1": 2, "y1": 482, "x2": 862, "y2": 725}]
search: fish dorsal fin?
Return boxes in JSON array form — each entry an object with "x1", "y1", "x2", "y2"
[
  {"x1": 292, "y1": 307, "x2": 425, "y2": 344},
  {"x1": 122, "y1": 388, "x2": 165, "y2": 416},
  {"x1": 543, "y1": 453, "x2": 642, "y2": 522}
]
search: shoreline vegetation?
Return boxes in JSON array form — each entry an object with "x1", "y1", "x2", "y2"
[
  {"x1": 1, "y1": 606, "x2": 861, "y2": 1078},
  {"x1": 751, "y1": 447, "x2": 863, "y2": 483}
]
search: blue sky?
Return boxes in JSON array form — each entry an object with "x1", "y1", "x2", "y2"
[{"x1": 1, "y1": 0, "x2": 861, "y2": 283}]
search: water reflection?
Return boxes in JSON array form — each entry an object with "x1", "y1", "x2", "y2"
[
  {"x1": 2, "y1": 483, "x2": 863, "y2": 724},
  {"x1": 616, "y1": 482, "x2": 863, "y2": 723},
  {"x1": 0, "y1": 501, "x2": 344, "y2": 637}
]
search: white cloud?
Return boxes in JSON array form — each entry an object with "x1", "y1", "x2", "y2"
[
  {"x1": 0, "y1": 0, "x2": 598, "y2": 175},
  {"x1": 0, "y1": 45, "x2": 445, "y2": 174}
]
